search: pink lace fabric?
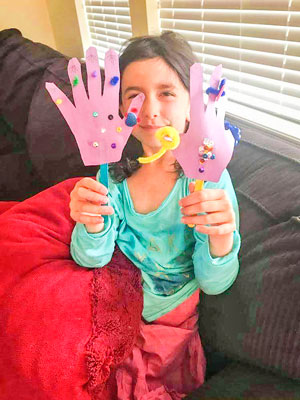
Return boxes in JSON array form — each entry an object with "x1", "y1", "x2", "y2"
[{"x1": 115, "y1": 290, "x2": 206, "y2": 399}]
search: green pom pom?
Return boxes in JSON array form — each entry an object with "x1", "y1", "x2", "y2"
[{"x1": 73, "y1": 75, "x2": 79, "y2": 87}]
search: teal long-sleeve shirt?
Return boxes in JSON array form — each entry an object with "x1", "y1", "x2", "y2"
[{"x1": 71, "y1": 169, "x2": 241, "y2": 321}]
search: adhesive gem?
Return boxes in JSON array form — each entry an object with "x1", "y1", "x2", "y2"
[
  {"x1": 73, "y1": 75, "x2": 79, "y2": 87},
  {"x1": 116, "y1": 127, "x2": 122, "y2": 133},
  {"x1": 55, "y1": 99, "x2": 62, "y2": 105},
  {"x1": 101, "y1": 128, "x2": 106, "y2": 133},
  {"x1": 125, "y1": 112, "x2": 137, "y2": 127},
  {"x1": 211, "y1": 154, "x2": 216, "y2": 160},
  {"x1": 111, "y1": 143, "x2": 116, "y2": 149},
  {"x1": 199, "y1": 167, "x2": 205, "y2": 173},
  {"x1": 91, "y1": 70, "x2": 97, "y2": 78},
  {"x1": 108, "y1": 114, "x2": 114, "y2": 120},
  {"x1": 110, "y1": 76, "x2": 119, "y2": 86},
  {"x1": 93, "y1": 112, "x2": 98, "y2": 117},
  {"x1": 131, "y1": 107, "x2": 138, "y2": 113},
  {"x1": 92, "y1": 142, "x2": 99, "y2": 147}
]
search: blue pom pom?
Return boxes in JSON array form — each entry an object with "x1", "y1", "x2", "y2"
[
  {"x1": 110, "y1": 76, "x2": 119, "y2": 86},
  {"x1": 125, "y1": 112, "x2": 137, "y2": 127}
]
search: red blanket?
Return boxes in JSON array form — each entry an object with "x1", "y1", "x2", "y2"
[{"x1": 0, "y1": 178, "x2": 143, "y2": 400}]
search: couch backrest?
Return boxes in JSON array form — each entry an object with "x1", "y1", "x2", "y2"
[{"x1": 199, "y1": 120, "x2": 300, "y2": 381}]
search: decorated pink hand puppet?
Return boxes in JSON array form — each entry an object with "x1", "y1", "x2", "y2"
[
  {"x1": 172, "y1": 63, "x2": 235, "y2": 184},
  {"x1": 45, "y1": 47, "x2": 144, "y2": 186}
]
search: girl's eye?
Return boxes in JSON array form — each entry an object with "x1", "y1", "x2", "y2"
[
  {"x1": 162, "y1": 91, "x2": 175, "y2": 97},
  {"x1": 127, "y1": 93, "x2": 138, "y2": 99}
]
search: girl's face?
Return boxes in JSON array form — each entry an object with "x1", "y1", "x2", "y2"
[{"x1": 120, "y1": 57, "x2": 190, "y2": 155}]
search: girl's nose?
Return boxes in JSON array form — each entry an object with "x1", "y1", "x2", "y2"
[{"x1": 141, "y1": 97, "x2": 159, "y2": 120}]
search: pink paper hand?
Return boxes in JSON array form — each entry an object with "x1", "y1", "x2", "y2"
[
  {"x1": 173, "y1": 64, "x2": 234, "y2": 182},
  {"x1": 45, "y1": 47, "x2": 144, "y2": 166}
]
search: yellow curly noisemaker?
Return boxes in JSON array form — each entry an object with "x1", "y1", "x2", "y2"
[{"x1": 137, "y1": 126, "x2": 180, "y2": 164}]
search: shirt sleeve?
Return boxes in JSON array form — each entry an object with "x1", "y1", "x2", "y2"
[
  {"x1": 70, "y1": 172, "x2": 122, "y2": 268},
  {"x1": 192, "y1": 169, "x2": 241, "y2": 295}
]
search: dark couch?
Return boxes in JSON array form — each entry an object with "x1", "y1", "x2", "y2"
[{"x1": 1, "y1": 29, "x2": 300, "y2": 399}]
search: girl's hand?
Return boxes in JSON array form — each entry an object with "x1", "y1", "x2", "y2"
[
  {"x1": 179, "y1": 182, "x2": 236, "y2": 257},
  {"x1": 70, "y1": 177, "x2": 114, "y2": 233}
]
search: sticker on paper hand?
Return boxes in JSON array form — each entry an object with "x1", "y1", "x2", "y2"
[{"x1": 45, "y1": 47, "x2": 144, "y2": 166}]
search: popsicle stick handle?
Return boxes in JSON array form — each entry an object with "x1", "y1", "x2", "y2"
[
  {"x1": 188, "y1": 179, "x2": 204, "y2": 228},
  {"x1": 100, "y1": 163, "x2": 109, "y2": 224}
]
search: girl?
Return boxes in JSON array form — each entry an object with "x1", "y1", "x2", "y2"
[{"x1": 70, "y1": 31, "x2": 240, "y2": 399}]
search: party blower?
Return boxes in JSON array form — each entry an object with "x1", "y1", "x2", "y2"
[
  {"x1": 138, "y1": 63, "x2": 241, "y2": 227},
  {"x1": 45, "y1": 47, "x2": 144, "y2": 219}
]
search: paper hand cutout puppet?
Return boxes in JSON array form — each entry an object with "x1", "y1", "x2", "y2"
[
  {"x1": 45, "y1": 47, "x2": 144, "y2": 167},
  {"x1": 172, "y1": 63, "x2": 235, "y2": 182}
]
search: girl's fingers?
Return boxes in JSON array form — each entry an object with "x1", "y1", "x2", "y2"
[
  {"x1": 75, "y1": 186, "x2": 108, "y2": 203},
  {"x1": 75, "y1": 202, "x2": 105, "y2": 215},
  {"x1": 195, "y1": 223, "x2": 236, "y2": 236},
  {"x1": 79, "y1": 177, "x2": 108, "y2": 194},
  {"x1": 179, "y1": 188, "x2": 226, "y2": 207},
  {"x1": 182, "y1": 211, "x2": 235, "y2": 226},
  {"x1": 79, "y1": 204, "x2": 114, "y2": 216},
  {"x1": 181, "y1": 199, "x2": 229, "y2": 216},
  {"x1": 76, "y1": 213, "x2": 104, "y2": 225}
]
